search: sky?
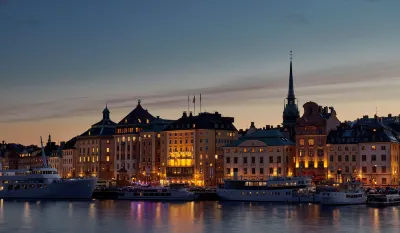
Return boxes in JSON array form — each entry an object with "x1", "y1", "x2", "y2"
[{"x1": 1, "y1": 0, "x2": 400, "y2": 145}]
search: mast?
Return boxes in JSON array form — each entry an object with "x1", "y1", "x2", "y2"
[{"x1": 40, "y1": 136, "x2": 48, "y2": 168}]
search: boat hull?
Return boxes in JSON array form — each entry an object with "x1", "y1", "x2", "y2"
[
  {"x1": 0, "y1": 179, "x2": 97, "y2": 199},
  {"x1": 217, "y1": 188, "x2": 316, "y2": 203},
  {"x1": 117, "y1": 190, "x2": 196, "y2": 201},
  {"x1": 320, "y1": 192, "x2": 367, "y2": 205}
]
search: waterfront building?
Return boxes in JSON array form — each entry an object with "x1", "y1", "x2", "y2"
[
  {"x1": 282, "y1": 51, "x2": 300, "y2": 141},
  {"x1": 1, "y1": 143, "x2": 20, "y2": 170},
  {"x1": 295, "y1": 102, "x2": 341, "y2": 179},
  {"x1": 60, "y1": 137, "x2": 77, "y2": 178},
  {"x1": 139, "y1": 117, "x2": 174, "y2": 184},
  {"x1": 160, "y1": 111, "x2": 237, "y2": 186},
  {"x1": 18, "y1": 149, "x2": 42, "y2": 169},
  {"x1": 223, "y1": 127, "x2": 295, "y2": 180},
  {"x1": 114, "y1": 100, "x2": 155, "y2": 184},
  {"x1": 76, "y1": 105, "x2": 116, "y2": 180}
]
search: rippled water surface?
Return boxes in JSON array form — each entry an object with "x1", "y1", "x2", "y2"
[{"x1": 1, "y1": 200, "x2": 399, "y2": 233}]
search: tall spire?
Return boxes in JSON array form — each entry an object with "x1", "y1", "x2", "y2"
[
  {"x1": 287, "y1": 50, "x2": 295, "y2": 103},
  {"x1": 102, "y1": 104, "x2": 110, "y2": 120}
]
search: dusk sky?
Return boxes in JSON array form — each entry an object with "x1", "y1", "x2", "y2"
[{"x1": 1, "y1": 0, "x2": 400, "y2": 145}]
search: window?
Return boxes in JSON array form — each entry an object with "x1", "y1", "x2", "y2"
[
  {"x1": 352, "y1": 155, "x2": 356, "y2": 162},
  {"x1": 362, "y1": 155, "x2": 366, "y2": 161},
  {"x1": 243, "y1": 168, "x2": 248, "y2": 174},
  {"x1": 277, "y1": 168, "x2": 281, "y2": 175},
  {"x1": 345, "y1": 146, "x2": 349, "y2": 151},
  {"x1": 317, "y1": 149, "x2": 324, "y2": 157},
  {"x1": 362, "y1": 167, "x2": 367, "y2": 173},
  {"x1": 345, "y1": 155, "x2": 349, "y2": 162},
  {"x1": 318, "y1": 161, "x2": 324, "y2": 168},
  {"x1": 330, "y1": 155, "x2": 333, "y2": 162},
  {"x1": 269, "y1": 156, "x2": 273, "y2": 163},
  {"x1": 381, "y1": 146, "x2": 386, "y2": 150},
  {"x1": 382, "y1": 178, "x2": 387, "y2": 185},
  {"x1": 338, "y1": 155, "x2": 342, "y2": 162},
  {"x1": 345, "y1": 166, "x2": 349, "y2": 173},
  {"x1": 299, "y1": 139, "x2": 305, "y2": 146},
  {"x1": 308, "y1": 161, "x2": 314, "y2": 168},
  {"x1": 260, "y1": 168, "x2": 264, "y2": 174},
  {"x1": 308, "y1": 139, "x2": 314, "y2": 146},
  {"x1": 226, "y1": 157, "x2": 230, "y2": 164},
  {"x1": 268, "y1": 148, "x2": 273, "y2": 152},
  {"x1": 372, "y1": 155, "x2": 376, "y2": 161},
  {"x1": 243, "y1": 157, "x2": 248, "y2": 164},
  {"x1": 226, "y1": 168, "x2": 230, "y2": 174},
  {"x1": 106, "y1": 156, "x2": 110, "y2": 162},
  {"x1": 252, "y1": 168, "x2": 256, "y2": 174},
  {"x1": 381, "y1": 154, "x2": 386, "y2": 161},
  {"x1": 308, "y1": 151, "x2": 314, "y2": 157},
  {"x1": 371, "y1": 146, "x2": 376, "y2": 150},
  {"x1": 106, "y1": 148, "x2": 110, "y2": 153},
  {"x1": 234, "y1": 157, "x2": 238, "y2": 164},
  {"x1": 372, "y1": 166, "x2": 377, "y2": 173},
  {"x1": 362, "y1": 146, "x2": 366, "y2": 150},
  {"x1": 269, "y1": 168, "x2": 273, "y2": 174},
  {"x1": 260, "y1": 157, "x2": 264, "y2": 164},
  {"x1": 106, "y1": 140, "x2": 110, "y2": 144},
  {"x1": 251, "y1": 157, "x2": 255, "y2": 164},
  {"x1": 299, "y1": 149, "x2": 304, "y2": 157},
  {"x1": 381, "y1": 166, "x2": 386, "y2": 173},
  {"x1": 277, "y1": 156, "x2": 282, "y2": 163}
]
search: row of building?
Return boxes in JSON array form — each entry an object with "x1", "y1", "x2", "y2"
[{"x1": 1, "y1": 54, "x2": 400, "y2": 187}]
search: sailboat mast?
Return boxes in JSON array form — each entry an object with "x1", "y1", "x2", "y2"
[{"x1": 40, "y1": 136, "x2": 48, "y2": 168}]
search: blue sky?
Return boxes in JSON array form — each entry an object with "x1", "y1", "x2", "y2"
[{"x1": 1, "y1": 0, "x2": 400, "y2": 145}]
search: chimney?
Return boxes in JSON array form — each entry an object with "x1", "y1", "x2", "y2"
[
  {"x1": 266, "y1": 125, "x2": 270, "y2": 130},
  {"x1": 182, "y1": 111, "x2": 188, "y2": 118},
  {"x1": 324, "y1": 106, "x2": 328, "y2": 113},
  {"x1": 388, "y1": 114, "x2": 392, "y2": 118},
  {"x1": 363, "y1": 115, "x2": 368, "y2": 119},
  {"x1": 189, "y1": 111, "x2": 193, "y2": 117},
  {"x1": 250, "y1": 122, "x2": 255, "y2": 128},
  {"x1": 318, "y1": 106, "x2": 322, "y2": 113}
]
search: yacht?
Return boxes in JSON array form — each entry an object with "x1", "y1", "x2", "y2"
[
  {"x1": 0, "y1": 137, "x2": 96, "y2": 199},
  {"x1": 217, "y1": 176, "x2": 315, "y2": 203},
  {"x1": 117, "y1": 183, "x2": 196, "y2": 201},
  {"x1": 320, "y1": 182, "x2": 367, "y2": 205},
  {"x1": 367, "y1": 193, "x2": 400, "y2": 207}
]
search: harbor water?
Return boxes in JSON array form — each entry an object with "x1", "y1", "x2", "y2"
[{"x1": 0, "y1": 199, "x2": 399, "y2": 233}]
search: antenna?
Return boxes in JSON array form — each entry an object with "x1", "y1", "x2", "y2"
[
  {"x1": 290, "y1": 50, "x2": 292, "y2": 61},
  {"x1": 40, "y1": 136, "x2": 48, "y2": 168}
]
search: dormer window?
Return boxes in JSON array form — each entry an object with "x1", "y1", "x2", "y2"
[
  {"x1": 138, "y1": 119, "x2": 141, "y2": 123},
  {"x1": 146, "y1": 119, "x2": 149, "y2": 124},
  {"x1": 125, "y1": 119, "x2": 128, "y2": 124}
]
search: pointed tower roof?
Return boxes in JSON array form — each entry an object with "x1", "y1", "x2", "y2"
[
  {"x1": 118, "y1": 99, "x2": 155, "y2": 125},
  {"x1": 287, "y1": 50, "x2": 295, "y2": 100}
]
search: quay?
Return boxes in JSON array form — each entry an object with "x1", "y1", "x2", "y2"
[{"x1": 92, "y1": 190, "x2": 219, "y2": 201}]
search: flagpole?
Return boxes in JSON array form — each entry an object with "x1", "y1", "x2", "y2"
[
  {"x1": 193, "y1": 95, "x2": 196, "y2": 115},
  {"x1": 200, "y1": 93, "x2": 202, "y2": 113},
  {"x1": 188, "y1": 95, "x2": 189, "y2": 113}
]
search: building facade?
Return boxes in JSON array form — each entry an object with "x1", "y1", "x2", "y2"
[
  {"x1": 223, "y1": 130, "x2": 295, "y2": 180},
  {"x1": 139, "y1": 118, "x2": 174, "y2": 184},
  {"x1": 295, "y1": 102, "x2": 341, "y2": 179},
  {"x1": 76, "y1": 105, "x2": 116, "y2": 180},
  {"x1": 61, "y1": 137, "x2": 77, "y2": 178},
  {"x1": 160, "y1": 111, "x2": 237, "y2": 186},
  {"x1": 114, "y1": 100, "x2": 156, "y2": 183}
]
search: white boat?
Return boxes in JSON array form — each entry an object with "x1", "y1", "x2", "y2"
[
  {"x1": 367, "y1": 194, "x2": 400, "y2": 207},
  {"x1": 320, "y1": 182, "x2": 367, "y2": 205},
  {"x1": 0, "y1": 137, "x2": 96, "y2": 199},
  {"x1": 117, "y1": 183, "x2": 196, "y2": 201},
  {"x1": 216, "y1": 176, "x2": 315, "y2": 203}
]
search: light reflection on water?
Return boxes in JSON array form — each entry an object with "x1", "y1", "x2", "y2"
[{"x1": 0, "y1": 200, "x2": 399, "y2": 233}]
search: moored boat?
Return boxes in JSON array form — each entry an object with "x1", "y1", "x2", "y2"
[
  {"x1": 320, "y1": 181, "x2": 367, "y2": 205},
  {"x1": 367, "y1": 194, "x2": 400, "y2": 207},
  {"x1": 216, "y1": 176, "x2": 315, "y2": 203},
  {"x1": 117, "y1": 183, "x2": 196, "y2": 201}
]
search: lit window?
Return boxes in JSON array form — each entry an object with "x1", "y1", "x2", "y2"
[
  {"x1": 308, "y1": 139, "x2": 314, "y2": 146},
  {"x1": 299, "y1": 139, "x2": 304, "y2": 146},
  {"x1": 146, "y1": 119, "x2": 149, "y2": 123},
  {"x1": 372, "y1": 146, "x2": 376, "y2": 150},
  {"x1": 157, "y1": 134, "x2": 160, "y2": 138},
  {"x1": 92, "y1": 147, "x2": 94, "y2": 153},
  {"x1": 106, "y1": 140, "x2": 110, "y2": 144},
  {"x1": 117, "y1": 138, "x2": 120, "y2": 143},
  {"x1": 106, "y1": 156, "x2": 110, "y2": 162},
  {"x1": 96, "y1": 147, "x2": 99, "y2": 153},
  {"x1": 127, "y1": 137, "x2": 130, "y2": 142},
  {"x1": 106, "y1": 148, "x2": 110, "y2": 153},
  {"x1": 96, "y1": 156, "x2": 99, "y2": 162},
  {"x1": 122, "y1": 137, "x2": 125, "y2": 142},
  {"x1": 138, "y1": 118, "x2": 141, "y2": 123},
  {"x1": 92, "y1": 156, "x2": 95, "y2": 162}
]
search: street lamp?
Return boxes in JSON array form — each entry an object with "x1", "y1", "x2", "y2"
[{"x1": 214, "y1": 154, "x2": 218, "y2": 186}]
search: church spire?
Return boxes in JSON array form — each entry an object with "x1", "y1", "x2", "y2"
[
  {"x1": 102, "y1": 104, "x2": 110, "y2": 120},
  {"x1": 287, "y1": 50, "x2": 295, "y2": 102}
]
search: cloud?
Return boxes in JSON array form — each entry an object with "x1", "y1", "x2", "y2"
[
  {"x1": 283, "y1": 14, "x2": 310, "y2": 25},
  {"x1": 1, "y1": 60, "x2": 399, "y2": 123}
]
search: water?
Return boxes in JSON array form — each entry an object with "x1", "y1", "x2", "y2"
[{"x1": 0, "y1": 200, "x2": 399, "y2": 233}]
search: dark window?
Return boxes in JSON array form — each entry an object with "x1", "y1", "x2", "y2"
[
  {"x1": 345, "y1": 166, "x2": 349, "y2": 173},
  {"x1": 260, "y1": 168, "x2": 264, "y2": 174},
  {"x1": 318, "y1": 161, "x2": 324, "y2": 168},
  {"x1": 308, "y1": 151, "x2": 314, "y2": 157},
  {"x1": 269, "y1": 168, "x2": 273, "y2": 174},
  {"x1": 243, "y1": 168, "x2": 248, "y2": 174},
  {"x1": 352, "y1": 155, "x2": 356, "y2": 162},
  {"x1": 372, "y1": 166, "x2": 377, "y2": 173},
  {"x1": 234, "y1": 157, "x2": 238, "y2": 164},
  {"x1": 243, "y1": 157, "x2": 248, "y2": 164},
  {"x1": 381, "y1": 146, "x2": 386, "y2": 150},
  {"x1": 381, "y1": 154, "x2": 386, "y2": 161},
  {"x1": 260, "y1": 157, "x2": 264, "y2": 164},
  {"x1": 345, "y1": 155, "x2": 349, "y2": 162},
  {"x1": 330, "y1": 155, "x2": 333, "y2": 162},
  {"x1": 226, "y1": 157, "x2": 230, "y2": 163},
  {"x1": 226, "y1": 168, "x2": 230, "y2": 174},
  {"x1": 338, "y1": 155, "x2": 342, "y2": 162},
  {"x1": 362, "y1": 167, "x2": 367, "y2": 173},
  {"x1": 251, "y1": 157, "x2": 255, "y2": 164},
  {"x1": 269, "y1": 156, "x2": 273, "y2": 163},
  {"x1": 277, "y1": 156, "x2": 282, "y2": 163},
  {"x1": 308, "y1": 161, "x2": 314, "y2": 168},
  {"x1": 362, "y1": 155, "x2": 366, "y2": 161},
  {"x1": 372, "y1": 155, "x2": 376, "y2": 161},
  {"x1": 277, "y1": 167, "x2": 281, "y2": 175},
  {"x1": 252, "y1": 168, "x2": 256, "y2": 174},
  {"x1": 382, "y1": 166, "x2": 386, "y2": 173}
]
